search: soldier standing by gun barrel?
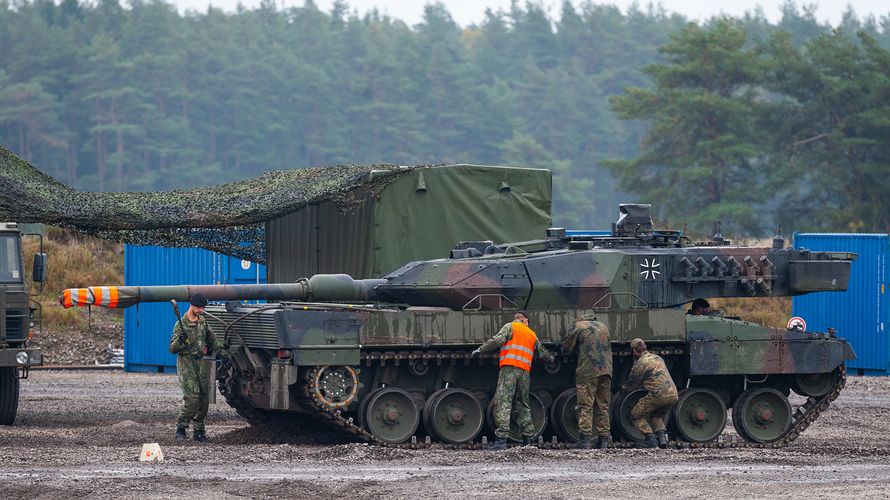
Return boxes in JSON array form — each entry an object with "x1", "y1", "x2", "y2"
[
  {"x1": 562, "y1": 313, "x2": 612, "y2": 449},
  {"x1": 169, "y1": 293, "x2": 228, "y2": 442}
]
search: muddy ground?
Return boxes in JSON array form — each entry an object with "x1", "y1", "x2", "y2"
[{"x1": 1, "y1": 371, "x2": 889, "y2": 499}]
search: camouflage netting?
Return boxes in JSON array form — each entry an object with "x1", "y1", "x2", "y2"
[{"x1": 0, "y1": 146, "x2": 416, "y2": 262}]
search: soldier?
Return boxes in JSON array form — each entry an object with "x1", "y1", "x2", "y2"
[
  {"x1": 169, "y1": 293, "x2": 228, "y2": 442},
  {"x1": 687, "y1": 298, "x2": 711, "y2": 315},
  {"x1": 472, "y1": 311, "x2": 554, "y2": 450},
  {"x1": 620, "y1": 338, "x2": 678, "y2": 448},
  {"x1": 562, "y1": 314, "x2": 612, "y2": 449}
]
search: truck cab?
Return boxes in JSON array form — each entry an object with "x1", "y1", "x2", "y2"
[{"x1": 0, "y1": 222, "x2": 44, "y2": 425}]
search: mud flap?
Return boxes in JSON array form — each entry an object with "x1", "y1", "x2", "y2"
[{"x1": 270, "y1": 358, "x2": 294, "y2": 410}]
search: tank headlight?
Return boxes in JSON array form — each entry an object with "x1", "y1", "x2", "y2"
[{"x1": 16, "y1": 351, "x2": 29, "y2": 365}]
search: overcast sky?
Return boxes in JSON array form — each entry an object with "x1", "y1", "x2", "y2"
[{"x1": 171, "y1": 0, "x2": 888, "y2": 25}]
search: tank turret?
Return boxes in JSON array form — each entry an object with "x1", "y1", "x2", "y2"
[{"x1": 61, "y1": 204, "x2": 854, "y2": 311}]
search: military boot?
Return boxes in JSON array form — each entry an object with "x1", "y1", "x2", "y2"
[
  {"x1": 175, "y1": 427, "x2": 187, "y2": 441},
  {"x1": 193, "y1": 430, "x2": 209, "y2": 443},
  {"x1": 489, "y1": 437, "x2": 508, "y2": 451},
  {"x1": 594, "y1": 436, "x2": 610, "y2": 449},
  {"x1": 656, "y1": 430, "x2": 669, "y2": 449},
  {"x1": 636, "y1": 433, "x2": 657, "y2": 449},
  {"x1": 574, "y1": 434, "x2": 592, "y2": 450}
]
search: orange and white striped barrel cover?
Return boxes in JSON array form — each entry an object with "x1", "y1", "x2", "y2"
[
  {"x1": 59, "y1": 288, "x2": 93, "y2": 308},
  {"x1": 59, "y1": 286, "x2": 145, "y2": 308},
  {"x1": 89, "y1": 286, "x2": 120, "y2": 308}
]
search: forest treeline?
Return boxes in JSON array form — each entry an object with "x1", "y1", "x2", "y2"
[{"x1": 1, "y1": 0, "x2": 888, "y2": 232}]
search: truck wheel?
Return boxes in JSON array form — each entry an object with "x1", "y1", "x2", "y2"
[{"x1": 0, "y1": 367, "x2": 20, "y2": 425}]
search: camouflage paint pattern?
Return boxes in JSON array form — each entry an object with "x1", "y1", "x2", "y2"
[
  {"x1": 576, "y1": 375, "x2": 612, "y2": 436},
  {"x1": 477, "y1": 322, "x2": 554, "y2": 438},
  {"x1": 630, "y1": 392, "x2": 677, "y2": 434},
  {"x1": 686, "y1": 316, "x2": 856, "y2": 375},
  {"x1": 620, "y1": 350, "x2": 680, "y2": 435},
  {"x1": 562, "y1": 315, "x2": 613, "y2": 437},
  {"x1": 493, "y1": 366, "x2": 535, "y2": 439},
  {"x1": 621, "y1": 351, "x2": 679, "y2": 399},
  {"x1": 170, "y1": 315, "x2": 223, "y2": 431},
  {"x1": 61, "y1": 220, "x2": 854, "y2": 312},
  {"x1": 562, "y1": 314, "x2": 612, "y2": 380}
]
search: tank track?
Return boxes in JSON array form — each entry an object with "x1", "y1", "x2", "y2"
[
  {"x1": 302, "y1": 354, "x2": 847, "y2": 450},
  {"x1": 217, "y1": 360, "x2": 272, "y2": 426}
]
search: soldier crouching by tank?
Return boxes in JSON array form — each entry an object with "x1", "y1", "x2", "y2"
[
  {"x1": 169, "y1": 293, "x2": 229, "y2": 442},
  {"x1": 620, "y1": 338, "x2": 678, "y2": 449},
  {"x1": 562, "y1": 313, "x2": 612, "y2": 449},
  {"x1": 472, "y1": 311, "x2": 554, "y2": 450}
]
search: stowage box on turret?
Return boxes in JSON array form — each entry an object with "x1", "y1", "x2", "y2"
[{"x1": 61, "y1": 205, "x2": 856, "y2": 446}]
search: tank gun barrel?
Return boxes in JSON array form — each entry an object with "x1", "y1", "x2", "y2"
[{"x1": 59, "y1": 274, "x2": 385, "y2": 309}]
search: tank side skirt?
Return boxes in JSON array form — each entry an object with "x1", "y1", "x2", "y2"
[{"x1": 686, "y1": 317, "x2": 852, "y2": 376}]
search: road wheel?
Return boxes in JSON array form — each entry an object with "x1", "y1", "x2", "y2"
[
  {"x1": 424, "y1": 388, "x2": 484, "y2": 444},
  {"x1": 791, "y1": 370, "x2": 838, "y2": 398},
  {"x1": 486, "y1": 392, "x2": 547, "y2": 442},
  {"x1": 732, "y1": 387, "x2": 792, "y2": 443},
  {"x1": 549, "y1": 388, "x2": 580, "y2": 443},
  {"x1": 671, "y1": 388, "x2": 726, "y2": 443},
  {"x1": 612, "y1": 389, "x2": 648, "y2": 442},
  {"x1": 363, "y1": 387, "x2": 419, "y2": 444}
]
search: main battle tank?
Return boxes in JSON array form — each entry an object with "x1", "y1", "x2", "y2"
[{"x1": 61, "y1": 205, "x2": 856, "y2": 447}]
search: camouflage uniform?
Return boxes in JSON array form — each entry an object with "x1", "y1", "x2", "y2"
[
  {"x1": 562, "y1": 315, "x2": 612, "y2": 437},
  {"x1": 169, "y1": 315, "x2": 224, "y2": 432},
  {"x1": 621, "y1": 351, "x2": 679, "y2": 434},
  {"x1": 479, "y1": 322, "x2": 554, "y2": 440}
]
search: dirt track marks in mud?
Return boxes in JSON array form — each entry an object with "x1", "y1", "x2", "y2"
[{"x1": 2, "y1": 371, "x2": 888, "y2": 499}]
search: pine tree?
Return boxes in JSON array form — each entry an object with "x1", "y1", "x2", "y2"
[{"x1": 607, "y1": 19, "x2": 770, "y2": 234}]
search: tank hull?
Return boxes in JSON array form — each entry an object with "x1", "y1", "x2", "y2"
[{"x1": 208, "y1": 302, "x2": 853, "y2": 444}]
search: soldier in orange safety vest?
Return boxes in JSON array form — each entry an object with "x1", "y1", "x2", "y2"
[{"x1": 472, "y1": 311, "x2": 554, "y2": 450}]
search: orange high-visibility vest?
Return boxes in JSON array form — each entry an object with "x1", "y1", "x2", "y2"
[{"x1": 499, "y1": 321, "x2": 538, "y2": 372}]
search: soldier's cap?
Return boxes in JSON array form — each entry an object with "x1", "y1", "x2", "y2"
[
  {"x1": 190, "y1": 293, "x2": 208, "y2": 308},
  {"x1": 630, "y1": 338, "x2": 646, "y2": 351},
  {"x1": 691, "y1": 298, "x2": 710, "y2": 310}
]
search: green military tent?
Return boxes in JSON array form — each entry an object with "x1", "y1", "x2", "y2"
[{"x1": 266, "y1": 165, "x2": 552, "y2": 281}]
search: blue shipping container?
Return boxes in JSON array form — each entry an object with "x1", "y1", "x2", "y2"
[
  {"x1": 124, "y1": 245, "x2": 266, "y2": 373},
  {"x1": 792, "y1": 233, "x2": 888, "y2": 375}
]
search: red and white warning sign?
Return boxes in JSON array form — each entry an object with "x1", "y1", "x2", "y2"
[{"x1": 787, "y1": 316, "x2": 807, "y2": 332}]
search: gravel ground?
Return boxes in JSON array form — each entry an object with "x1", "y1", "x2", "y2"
[
  {"x1": 31, "y1": 317, "x2": 123, "y2": 365},
  {"x1": 1, "y1": 372, "x2": 889, "y2": 499}
]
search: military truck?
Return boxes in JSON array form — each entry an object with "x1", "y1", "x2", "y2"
[
  {"x1": 1, "y1": 222, "x2": 45, "y2": 425},
  {"x1": 60, "y1": 205, "x2": 855, "y2": 447}
]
